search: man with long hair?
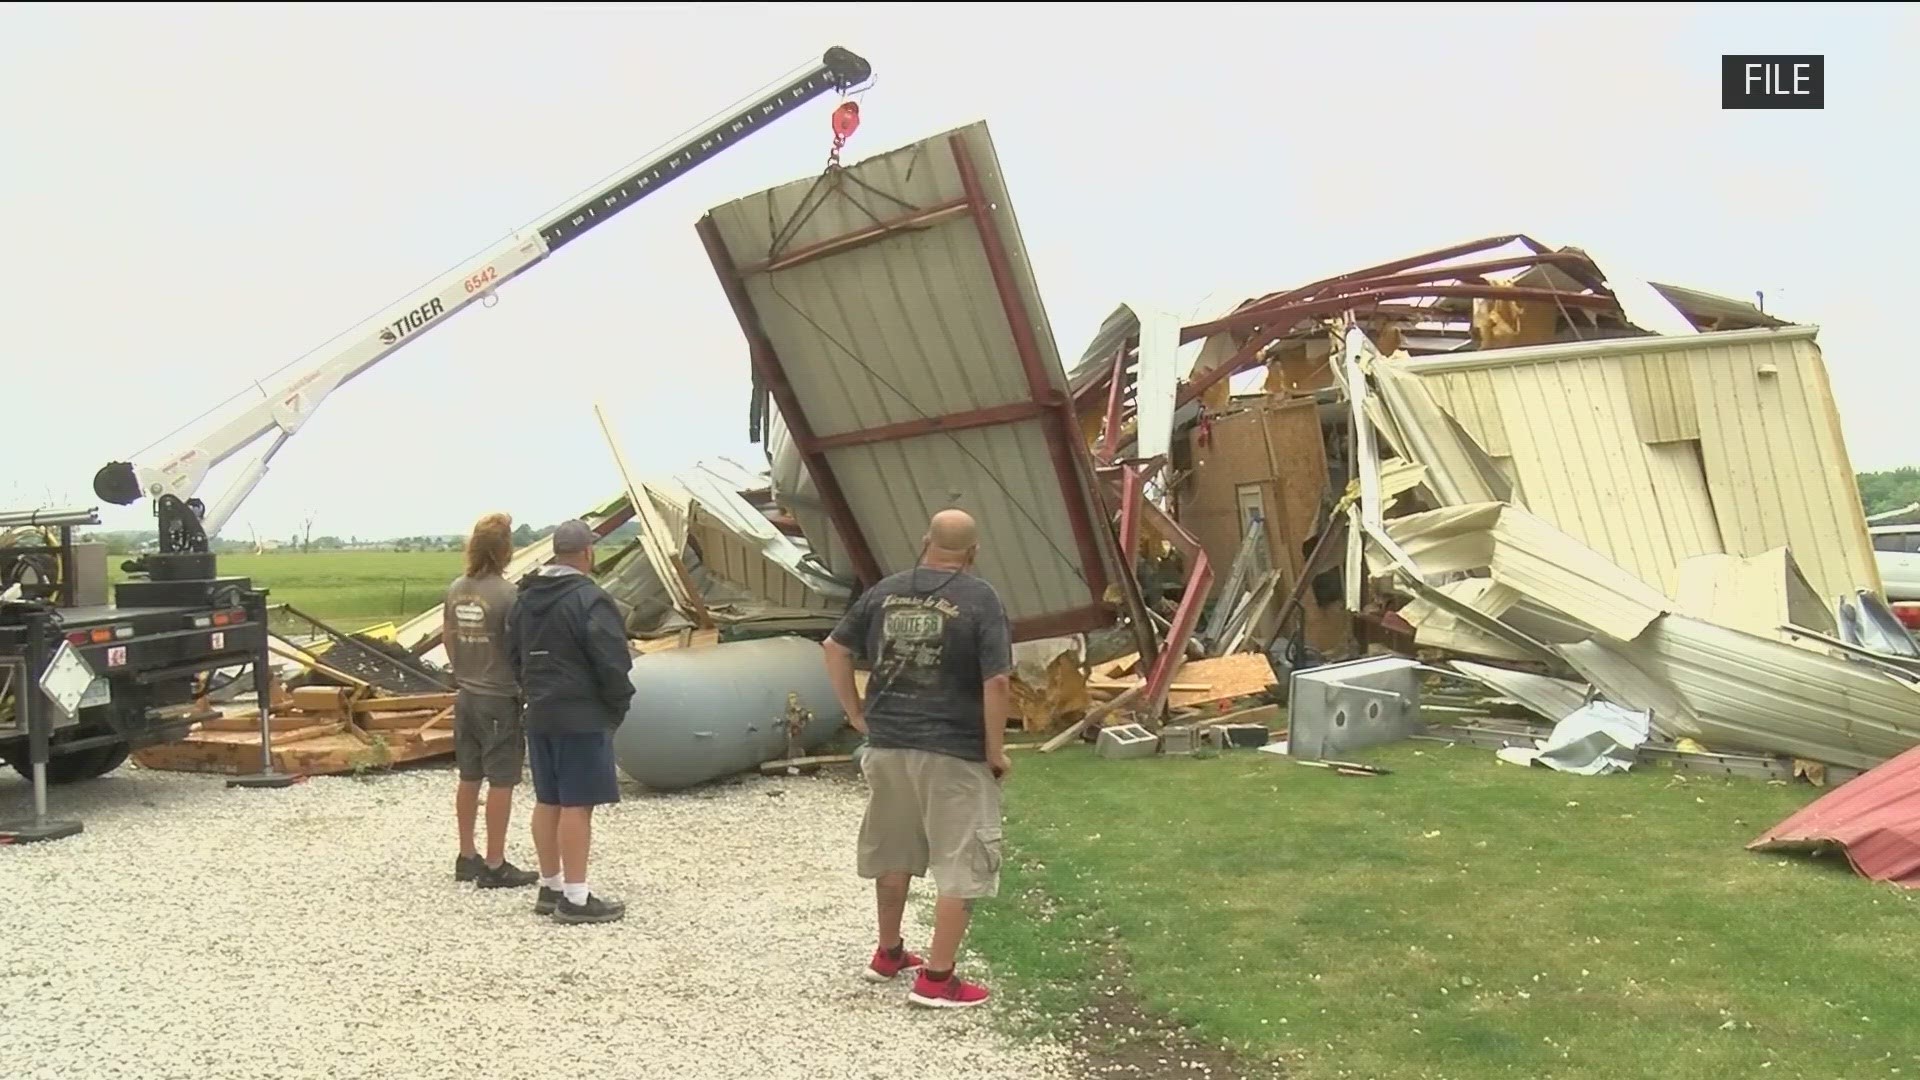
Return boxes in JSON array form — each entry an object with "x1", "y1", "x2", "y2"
[{"x1": 444, "y1": 512, "x2": 539, "y2": 889}]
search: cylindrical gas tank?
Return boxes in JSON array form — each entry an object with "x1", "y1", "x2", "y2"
[{"x1": 612, "y1": 636, "x2": 847, "y2": 792}]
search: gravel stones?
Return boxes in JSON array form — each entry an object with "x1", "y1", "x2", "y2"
[{"x1": 0, "y1": 765, "x2": 1078, "y2": 1080}]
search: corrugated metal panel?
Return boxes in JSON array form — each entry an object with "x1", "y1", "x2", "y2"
[
  {"x1": 1425, "y1": 369, "x2": 1510, "y2": 456},
  {"x1": 1566, "y1": 614, "x2": 1920, "y2": 771},
  {"x1": 1370, "y1": 363, "x2": 1505, "y2": 506},
  {"x1": 1451, "y1": 661, "x2": 1590, "y2": 723},
  {"x1": 1384, "y1": 502, "x2": 1671, "y2": 643},
  {"x1": 1398, "y1": 326, "x2": 1874, "y2": 602},
  {"x1": 703, "y1": 121, "x2": 1115, "y2": 636},
  {"x1": 1623, "y1": 350, "x2": 1699, "y2": 443},
  {"x1": 1749, "y1": 744, "x2": 1920, "y2": 890},
  {"x1": 1400, "y1": 579, "x2": 1536, "y2": 662}
]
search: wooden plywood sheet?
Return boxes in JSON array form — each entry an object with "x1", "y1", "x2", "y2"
[{"x1": 1166, "y1": 653, "x2": 1278, "y2": 709}]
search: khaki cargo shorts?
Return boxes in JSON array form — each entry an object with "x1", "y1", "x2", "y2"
[
  {"x1": 454, "y1": 690, "x2": 526, "y2": 785},
  {"x1": 857, "y1": 747, "x2": 1004, "y2": 900}
]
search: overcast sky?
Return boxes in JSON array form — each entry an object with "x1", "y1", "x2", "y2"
[{"x1": 4, "y1": 2, "x2": 1913, "y2": 541}]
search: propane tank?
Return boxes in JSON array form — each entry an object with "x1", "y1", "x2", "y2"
[{"x1": 612, "y1": 635, "x2": 848, "y2": 791}]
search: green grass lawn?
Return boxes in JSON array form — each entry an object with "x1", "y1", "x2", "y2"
[
  {"x1": 116, "y1": 551, "x2": 462, "y2": 630},
  {"x1": 971, "y1": 740, "x2": 1920, "y2": 1080}
]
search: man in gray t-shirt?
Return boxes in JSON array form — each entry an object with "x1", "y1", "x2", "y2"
[
  {"x1": 443, "y1": 512, "x2": 538, "y2": 891},
  {"x1": 823, "y1": 509, "x2": 1013, "y2": 1010}
]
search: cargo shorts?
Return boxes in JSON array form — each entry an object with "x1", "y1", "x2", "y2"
[
  {"x1": 453, "y1": 690, "x2": 526, "y2": 785},
  {"x1": 856, "y1": 746, "x2": 1004, "y2": 900}
]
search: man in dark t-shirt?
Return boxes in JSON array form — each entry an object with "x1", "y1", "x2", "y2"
[{"x1": 823, "y1": 509, "x2": 1012, "y2": 1010}]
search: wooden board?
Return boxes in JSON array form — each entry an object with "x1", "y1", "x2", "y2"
[
  {"x1": 1166, "y1": 654, "x2": 1277, "y2": 709},
  {"x1": 352, "y1": 693, "x2": 456, "y2": 715},
  {"x1": 131, "y1": 722, "x2": 455, "y2": 777},
  {"x1": 635, "y1": 627, "x2": 721, "y2": 655}
]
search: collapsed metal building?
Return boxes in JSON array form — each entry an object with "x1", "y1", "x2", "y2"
[{"x1": 387, "y1": 120, "x2": 1915, "y2": 774}]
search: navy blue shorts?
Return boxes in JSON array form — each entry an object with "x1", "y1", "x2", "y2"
[{"x1": 526, "y1": 731, "x2": 621, "y2": 808}]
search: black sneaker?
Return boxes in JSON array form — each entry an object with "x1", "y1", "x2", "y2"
[
  {"x1": 454, "y1": 853, "x2": 485, "y2": 883},
  {"x1": 553, "y1": 893, "x2": 627, "y2": 925},
  {"x1": 476, "y1": 860, "x2": 539, "y2": 890},
  {"x1": 533, "y1": 887, "x2": 562, "y2": 916}
]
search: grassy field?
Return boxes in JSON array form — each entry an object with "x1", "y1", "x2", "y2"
[
  {"x1": 970, "y1": 741, "x2": 1920, "y2": 1080},
  {"x1": 166, "y1": 551, "x2": 463, "y2": 629}
]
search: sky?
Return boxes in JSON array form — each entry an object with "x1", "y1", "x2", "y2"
[{"x1": 3, "y1": 2, "x2": 1915, "y2": 542}]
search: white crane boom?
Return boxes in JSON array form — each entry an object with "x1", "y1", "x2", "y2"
[{"x1": 93, "y1": 47, "x2": 872, "y2": 554}]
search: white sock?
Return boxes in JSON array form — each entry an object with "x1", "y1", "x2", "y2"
[
  {"x1": 563, "y1": 881, "x2": 590, "y2": 906},
  {"x1": 540, "y1": 874, "x2": 563, "y2": 890}
]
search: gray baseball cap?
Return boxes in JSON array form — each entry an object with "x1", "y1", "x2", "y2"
[{"x1": 551, "y1": 519, "x2": 596, "y2": 556}]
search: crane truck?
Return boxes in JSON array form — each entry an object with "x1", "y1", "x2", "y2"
[{"x1": 0, "y1": 47, "x2": 872, "y2": 841}]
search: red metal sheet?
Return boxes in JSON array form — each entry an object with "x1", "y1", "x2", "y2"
[{"x1": 1749, "y1": 744, "x2": 1920, "y2": 889}]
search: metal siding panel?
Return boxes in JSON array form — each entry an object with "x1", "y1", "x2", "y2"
[
  {"x1": 1629, "y1": 616, "x2": 1920, "y2": 770},
  {"x1": 1643, "y1": 441, "x2": 1726, "y2": 562},
  {"x1": 1430, "y1": 372, "x2": 1508, "y2": 456},
  {"x1": 702, "y1": 122, "x2": 1111, "y2": 633},
  {"x1": 1690, "y1": 335, "x2": 1877, "y2": 600},
  {"x1": 1624, "y1": 350, "x2": 1700, "y2": 443},
  {"x1": 1409, "y1": 329, "x2": 1875, "y2": 601}
]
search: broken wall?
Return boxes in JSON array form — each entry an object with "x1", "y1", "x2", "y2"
[
  {"x1": 1400, "y1": 326, "x2": 1878, "y2": 602},
  {"x1": 1179, "y1": 398, "x2": 1347, "y2": 652}
]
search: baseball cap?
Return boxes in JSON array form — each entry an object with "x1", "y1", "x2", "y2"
[{"x1": 551, "y1": 519, "x2": 596, "y2": 556}]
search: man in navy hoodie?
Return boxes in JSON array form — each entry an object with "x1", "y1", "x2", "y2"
[{"x1": 504, "y1": 519, "x2": 634, "y2": 925}]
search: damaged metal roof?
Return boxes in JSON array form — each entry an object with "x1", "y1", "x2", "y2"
[
  {"x1": 1750, "y1": 743, "x2": 1920, "y2": 889},
  {"x1": 698, "y1": 120, "x2": 1121, "y2": 640}
]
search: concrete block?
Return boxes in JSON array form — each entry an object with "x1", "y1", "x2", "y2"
[
  {"x1": 1096, "y1": 723, "x2": 1159, "y2": 760},
  {"x1": 1160, "y1": 724, "x2": 1197, "y2": 756}
]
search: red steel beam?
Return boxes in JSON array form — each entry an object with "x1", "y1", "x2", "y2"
[
  {"x1": 1175, "y1": 330, "x2": 1279, "y2": 412},
  {"x1": 810, "y1": 400, "x2": 1056, "y2": 452},
  {"x1": 696, "y1": 215, "x2": 886, "y2": 587},
  {"x1": 737, "y1": 196, "x2": 973, "y2": 275},
  {"x1": 1097, "y1": 344, "x2": 1129, "y2": 464},
  {"x1": 1221, "y1": 234, "x2": 1538, "y2": 321},
  {"x1": 1185, "y1": 283, "x2": 1617, "y2": 345},
  {"x1": 1118, "y1": 463, "x2": 1144, "y2": 565},
  {"x1": 1181, "y1": 252, "x2": 1599, "y2": 340},
  {"x1": 1112, "y1": 465, "x2": 1212, "y2": 719},
  {"x1": 948, "y1": 132, "x2": 1110, "y2": 604}
]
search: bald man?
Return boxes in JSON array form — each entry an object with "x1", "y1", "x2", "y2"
[{"x1": 823, "y1": 509, "x2": 1013, "y2": 1009}]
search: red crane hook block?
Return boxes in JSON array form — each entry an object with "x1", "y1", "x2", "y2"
[{"x1": 832, "y1": 100, "x2": 861, "y2": 140}]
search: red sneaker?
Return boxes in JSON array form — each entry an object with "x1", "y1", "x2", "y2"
[
  {"x1": 907, "y1": 970, "x2": 991, "y2": 1009},
  {"x1": 864, "y1": 944, "x2": 926, "y2": 983}
]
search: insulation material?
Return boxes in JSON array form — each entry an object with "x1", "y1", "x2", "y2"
[
  {"x1": 1750, "y1": 743, "x2": 1920, "y2": 890},
  {"x1": 1471, "y1": 294, "x2": 1559, "y2": 349}
]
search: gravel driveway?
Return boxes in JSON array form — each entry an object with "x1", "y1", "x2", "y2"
[{"x1": 1, "y1": 764, "x2": 1077, "y2": 1080}]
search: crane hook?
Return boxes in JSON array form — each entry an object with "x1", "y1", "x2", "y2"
[{"x1": 827, "y1": 100, "x2": 861, "y2": 168}]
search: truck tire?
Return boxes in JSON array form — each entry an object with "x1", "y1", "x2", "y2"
[{"x1": 8, "y1": 742, "x2": 132, "y2": 785}]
